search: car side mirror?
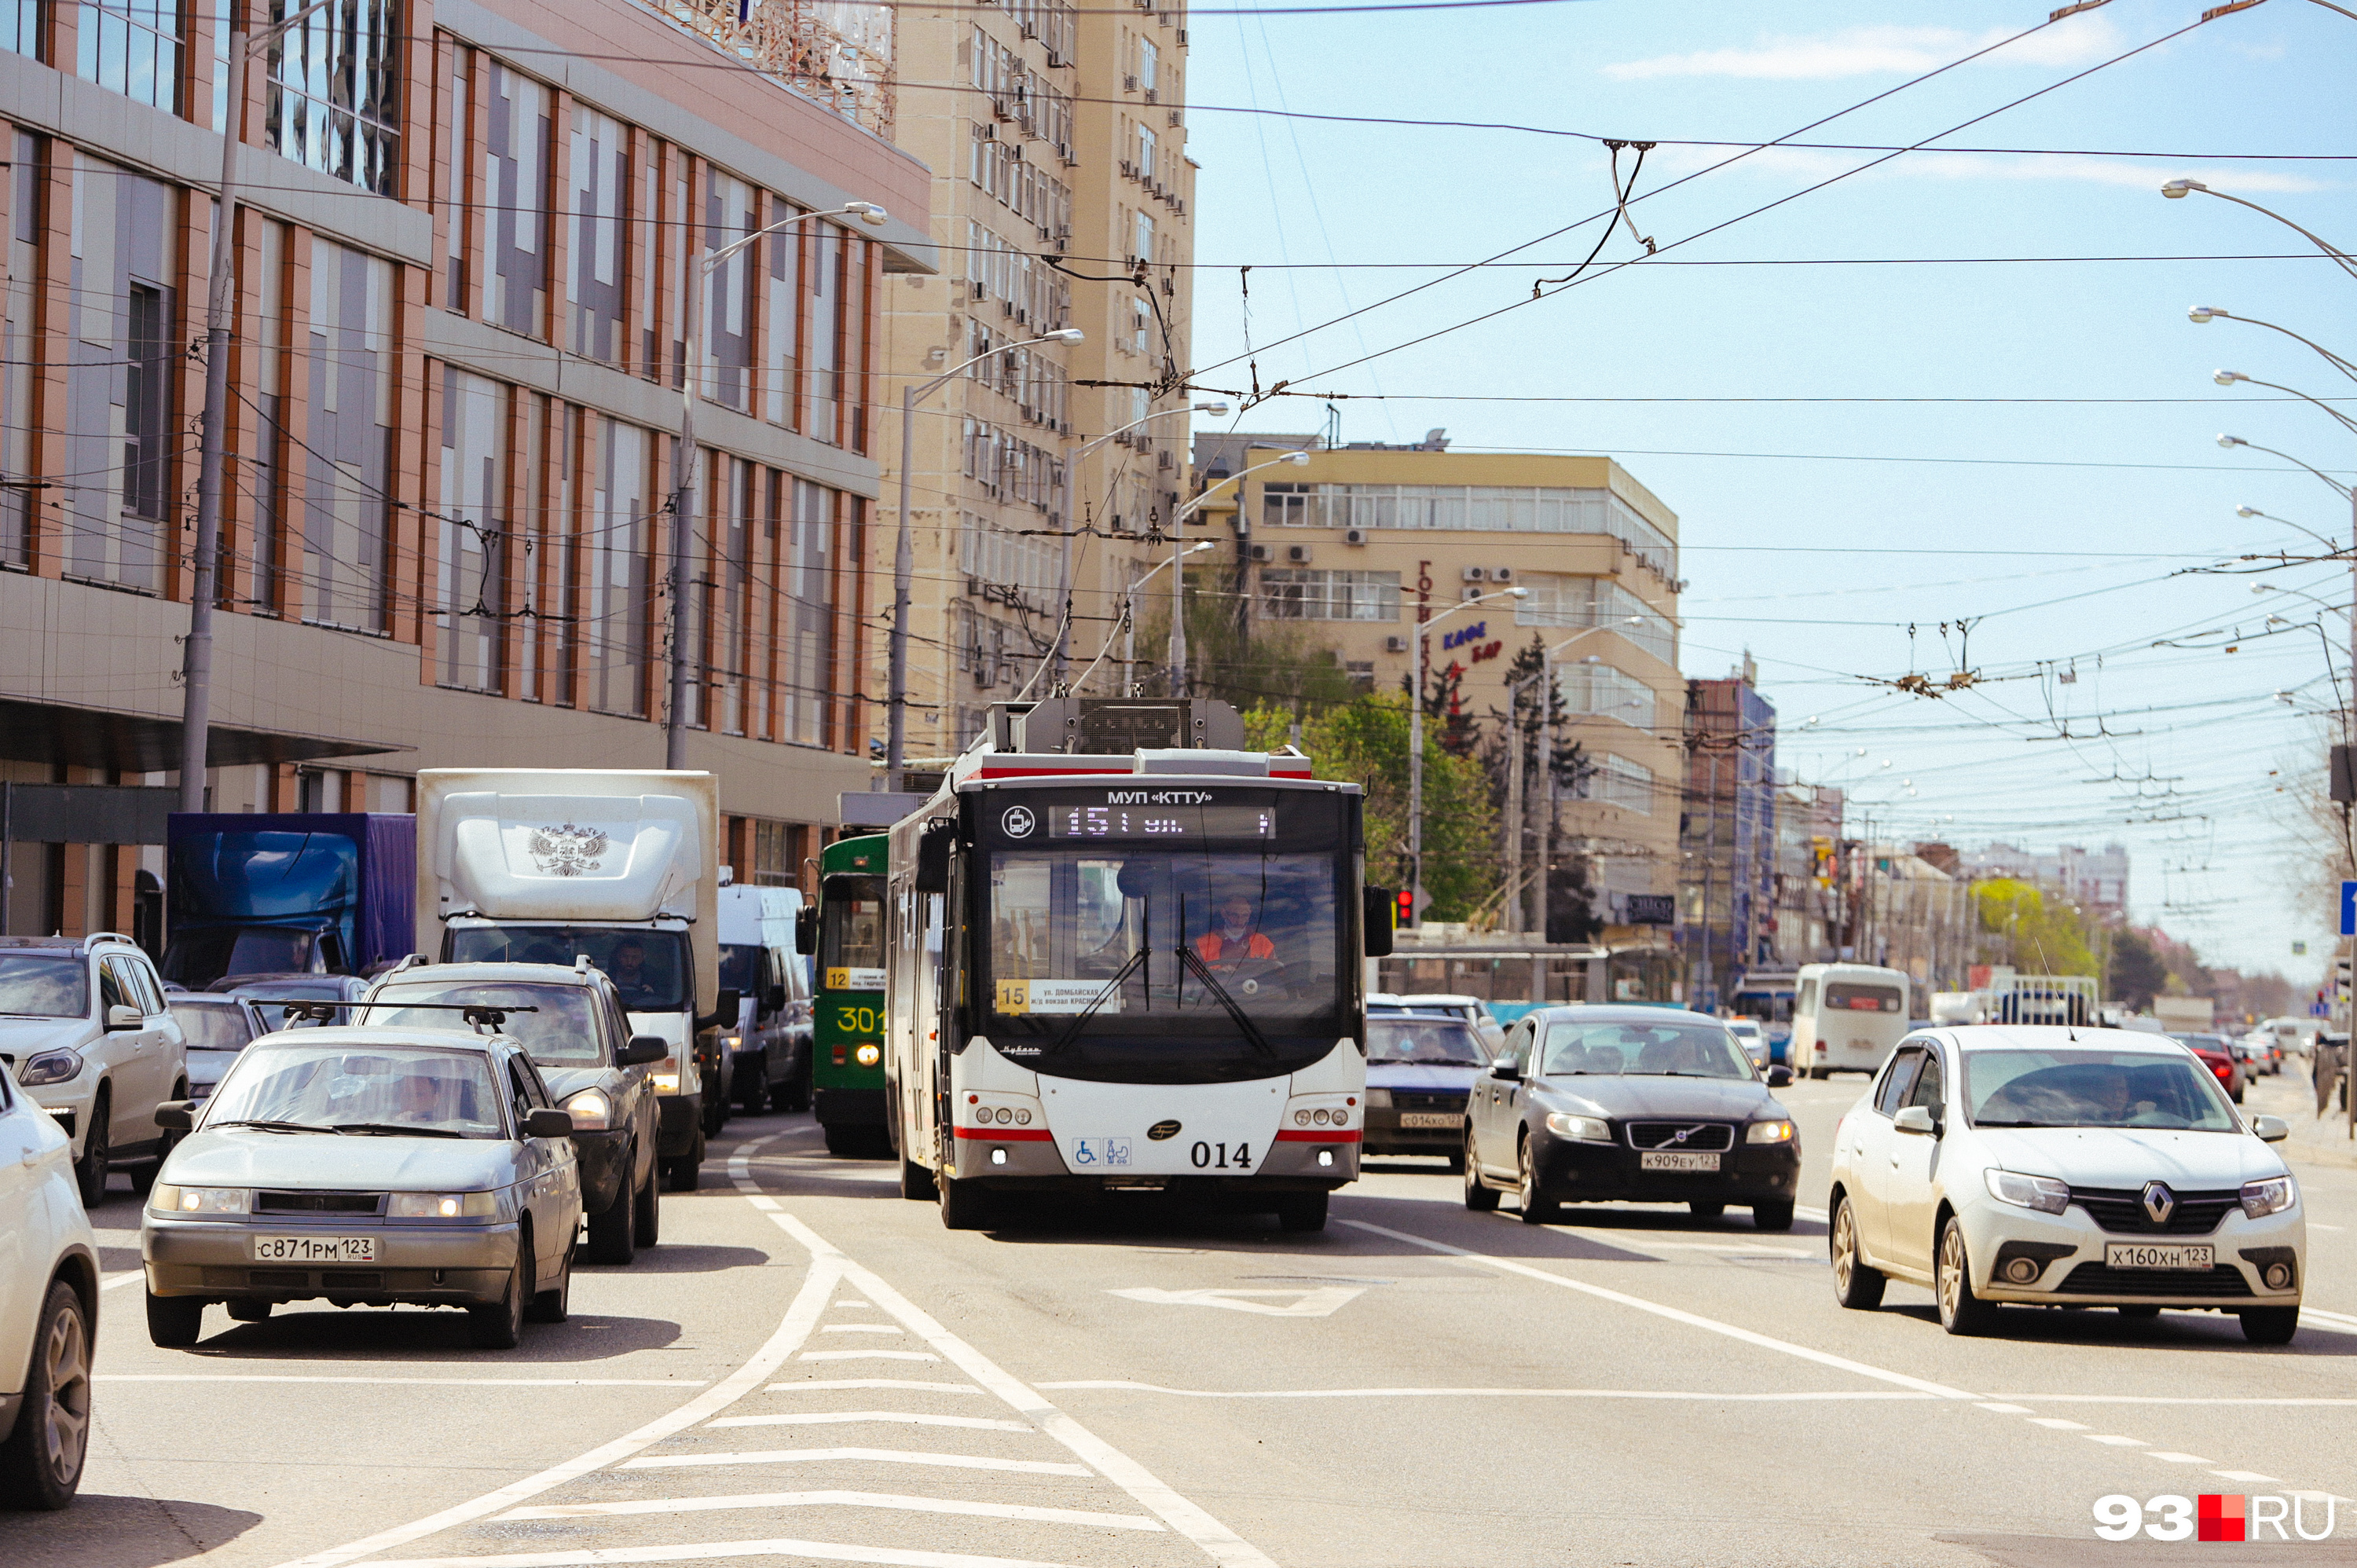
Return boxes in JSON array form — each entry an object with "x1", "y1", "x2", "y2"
[
  {"x1": 523, "y1": 1108, "x2": 574, "y2": 1139},
  {"x1": 618, "y1": 1037, "x2": 668, "y2": 1067},
  {"x1": 107, "y1": 1004, "x2": 143, "y2": 1031},
  {"x1": 914, "y1": 821, "x2": 955, "y2": 894},
  {"x1": 795, "y1": 906, "x2": 819, "y2": 956},
  {"x1": 1362, "y1": 885, "x2": 1395, "y2": 958},
  {"x1": 1490, "y1": 1058, "x2": 1521, "y2": 1083},
  {"x1": 1766, "y1": 1065, "x2": 1793, "y2": 1088},
  {"x1": 154, "y1": 1101, "x2": 195, "y2": 1132},
  {"x1": 2249, "y1": 1113, "x2": 2290, "y2": 1143},
  {"x1": 1893, "y1": 1105, "x2": 1937, "y2": 1136}
]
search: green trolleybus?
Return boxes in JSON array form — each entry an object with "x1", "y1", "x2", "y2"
[{"x1": 805, "y1": 833, "x2": 891, "y2": 1156}]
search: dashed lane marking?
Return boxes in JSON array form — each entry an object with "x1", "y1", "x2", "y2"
[
  {"x1": 2084, "y1": 1434, "x2": 2148, "y2": 1447},
  {"x1": 376, "y1": 1541, "x2": 1084, "y2": 1568},
  {"x1": 98, "y1": 1376, "x2": 701, "y2": 1387},
  {"x1": 2147, "y1": 1453, "x2": 2218, "y2": 1465},
  {"x1": 819, "y1": 1324, "x2": 906, "y2": 1334},
  {"x1": 1340, "y1": 1217, "x2": 1981, "y2": 1401},
  {"x1": 495, "y1": 1489, "x2": 1165, "y2": 1530},
  {"x1": 2029, "y1": 1419, "x2": 2090, "y2": 1431},
  {"x1": 619, "y1": 1448, "x2": 1092, "y2": 1478},
  {"x1": 1034, "y1": 1381, "x2": 1939, "y2": 1402},
  {"x1": 706, "y1": 1412, "x2": 1034, "y2": 1432},
  {"x1": 764, "y1": 1380, "x2": 984, "y2": 1396},
  {"x1": 797, "y1": 1350, "x2": 944, "y2": 1362}
]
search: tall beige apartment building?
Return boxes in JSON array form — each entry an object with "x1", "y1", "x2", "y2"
[{"x1": 878, "y1": 0, "x2": 1198, "y2": 758}]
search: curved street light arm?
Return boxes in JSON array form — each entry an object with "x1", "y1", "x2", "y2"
[
  {"x1": 2202, "y1": 311, "x2": 2357, "y2": 387},
  {"x1": 2232, "y1": 376, "x2": 2357, "y2": 440},
  {"x1": 2175, "y1": 184, "x2": 2357, "y2": 283},
  {"x1": 2227, "y1": 438, "x2": 2355, "y2": 500}
]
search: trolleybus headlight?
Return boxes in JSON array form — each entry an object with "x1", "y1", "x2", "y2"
[
  {"x1": 854, "y1": 1044, "x2": 882, "y2": 1067},
  {"x1": 991, "y1": 1148, "x2": 1008, "y2": 1165},
  {"x1": 1294, "y1": 1110, "x2": 1311, "y2": 1126},
  {"x1": 1015, "y1": 1109, "x2": 1031, "y2": 1125}
]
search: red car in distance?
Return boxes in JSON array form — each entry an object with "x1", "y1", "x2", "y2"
[{"x1": 2168, "y1": 1033, "x2": 2247, "y2": 1105}]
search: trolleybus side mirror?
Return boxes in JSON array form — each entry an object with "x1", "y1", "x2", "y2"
[
  {"x1": 1362, "y1": 886, "x2": 1396, "y2": 958},
  {"x1": 915, "y1": 821, "x2": 955, "y2": 894},
  {"x1": 795, "y1": 905, "x2": 818, "y2": 955}
]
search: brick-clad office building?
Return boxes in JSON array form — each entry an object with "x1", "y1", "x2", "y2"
[{"x1": 0, "y1": 0, "x2": 935, "y2": 936}]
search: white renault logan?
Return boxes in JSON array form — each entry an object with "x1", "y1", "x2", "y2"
[{"x1": 1827, "y1": 1026, "x2": 2304, "y2": 1343}]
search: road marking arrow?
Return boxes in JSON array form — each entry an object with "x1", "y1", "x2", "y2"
[{"x1": 1106, "y1": 1287, "x2": 1365, "y2": 1318}]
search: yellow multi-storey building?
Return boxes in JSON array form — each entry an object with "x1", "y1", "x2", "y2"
[
  {"x1": 874, "y1": 0, "x2": 1197, "y2": 761},
  {"x1": 1188, "y1": 435, "x2": 1687, "y2": 929}
]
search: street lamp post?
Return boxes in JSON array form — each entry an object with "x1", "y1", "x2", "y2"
[
  {"x1": 179, "y1": 0, "x2": 339, "y2": 812},
  {"x1": 1161, "y1": 449, "x2": 1310, "y2": 696},
  {"x1": 2212, "y1": 370, "x2": 2357, "y2": 439},
  {"x1": 669, "y1": 201, "x2": 890, "y2": 771},
  {"x1": 2163, "y1": 179, "x2": 2357, "y2": 282},
  {"x1": 2190, "y1": 306, "x2": 2357, "y2": 387},
  {"x1": 883, "y1": 326, "x2": 1086, "y2": 789},
  {"x1": 1407, "y1": 585, "x2": 1527, "y2": 922},
  {"x1": 1117, "y1": 540, "x2": 1213, "y2": 695},
  {"x1": 1054, "y1": 400, "x2": 1226, "y2": 682}
]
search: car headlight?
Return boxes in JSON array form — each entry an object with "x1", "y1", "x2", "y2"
[
  {"x1": 1363, "y1": 1088, "x2": 1391, "y2": 1108},
  {"x1": 651, "y1": 1073, "x2": 681, "y2": 1094},
  {"x1": 1544, "y1": 1112, "x2": 1612, "y2": 1144},
  {"x1": 1985, "y1": 1168, "x2": 2070, "y2": 1214},
  {"x1": 150, "y1": 1185, "x2": 249, "y2": 1216},
  {"x1": 388, "y1": 1191, "x2": 498, "y2": 1218},
  {"x1": 1746, "y1": 1119, "x2": 1797, "y2": 1145},
  {"x1": 563, "y1": 1087, "x2": 613, "y2": 1131},
  {"x1": 20, "y1": 1049, "x2": 82, "y2": 1087},
  {"x1": 2240, "y1": 1175, "x2": 2296, "y2": 1219},
  {"x1": 854, "y1": 1044, "x2": 882, "y2": 1067},
  {"x1": 722, "y1": 1035, "x2": 742, "y2": 1050}
]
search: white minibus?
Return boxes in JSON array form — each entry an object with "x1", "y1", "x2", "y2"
[{"x1": 1791, "y1": 962, "x2": 1911, "y2": 1079}]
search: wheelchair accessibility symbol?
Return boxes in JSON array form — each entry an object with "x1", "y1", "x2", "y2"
[{"x1": 1073, "y1": 1138, "x2": 1131, "y2": 1167}]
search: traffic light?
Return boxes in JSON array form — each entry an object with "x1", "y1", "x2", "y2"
[{"x1": 1395, "y1": 888, "x2": 1416, "y2": 929}]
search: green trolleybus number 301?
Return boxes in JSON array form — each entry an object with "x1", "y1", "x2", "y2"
[{"x1": 804, "y1": 834, "x2": 890, "y2": 1157}]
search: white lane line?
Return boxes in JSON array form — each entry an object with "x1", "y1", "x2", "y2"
[
  {"x1": 2146, "y1": 1453, "x2": 2216, "y2": 1465},
  {"x1": 1033, "y1": 1381, "x2": 1936, "y2": 1402},
  {"x1": 271, "y1": 1255, "x2": 839, "y2": 1568},
  {"x1": 742, "y1": 1181, "x2": 1281, "y2": 1567},
  {"x1": 2302, "y1": 1306, "x2": 2357, "y2": 1326},
  {"x1": 764, "y1": 1380, "x2": 985, "y2": 1396},
  {"x1": 707, "y1": 1412, "x2": 1034, "y2": 1432},
  {"x1": 99, "y1": 1376, "x2": 701, "y2": 1387},
  {"x1": 2029, "y1": 1419, "x2": 2091, "y2": 1431},
  {"x1": 1991, "y1": 1395, "x2": 2357, "y2": 1407},
  {"x1": 1975, "y1": 1403, "x2": 2033, "y2": 1414},
  {"x1": 1340, "y1": 1218, "x2": 1980, "y2": 1401},
  {"x1": 496, "y1": 1489, "x2": 1164, "y2": 1531},
  {"x1": 101, "y1": 1269, "x2": 145, "y2": 1291},
  {"x1": 799, "y1": 1350, "x2": 942, "y2": 1363},
  {"x1": 2084, "y1": 1435, "x2": 2147, "y2": 1448},
  {"x1": 820, "y1": 1325, "x2": 907, "y2": 1335},
  {"x1": 1557, "y1": 1236, "x2": 1815, "y2": 1258},
  {"x1": 621, "y1": 1448, "x2": 1092, "y2": 1478},
  {"x1": 1796, "y1": 1204, "x2": 1830, "y2": 1222},
  {"x1": 2212, "y1": 1471, "x2": 2286, "y2": 1483},
  {"x1": 376, "y1": 1540, "x2": 1083, "y2": 1568}
]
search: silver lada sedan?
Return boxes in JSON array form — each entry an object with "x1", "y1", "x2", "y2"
[{"x1": 141, "y1": 1025, "x2": 581, "y2": 1350}]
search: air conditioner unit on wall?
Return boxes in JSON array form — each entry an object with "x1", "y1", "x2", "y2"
[
  {"x1": 1248, "y1": 543, "x2": 1275, "y2": 562},
  {"x1": 1286, "y1": 544, "x2": 1312, "y2": 563},
  {"x1": 1492, "y1": 566, "x2": 1514, "y2": 583},
  {"x1": 1384, "y1": 635, "x2": 1409, "y2": 653},
  {"x1": 1343, "y1": 529, "x2": 1367, "y2": 546},
  {"x1": 1461, "y1": 586, "x2": 1484, "y2": 602},
  {"x1": 1461, "y1": 565, "x2": 1488, "y2": 582}
]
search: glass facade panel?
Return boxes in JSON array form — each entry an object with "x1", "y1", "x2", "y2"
[
  {"x1": 437, "y1": 367, "x2": 507, "y2": 692},
  {"x1": 1, "y1": 0, "x2": 38, "y2": 58},
  {"x1": 295, "y1": 237, "x2": 395, "y2": 631},
  {"x1": 1259, "y1": 482, "x2": 1677, "y2": 578},
  {"x1": 567, "y1": 105, "x2": 629, "y2": 364},
  {"x1": 1581, "y1": 753, "x2": 1655, "y2": 815},
  {"x1": 1515, "y1": 575, "x2": 1676, "y2": 665},
  {"x1": 586, "y1": 415, "x2": 651, "y2": 717},
  {"x1": 482, "y1": 61, "x2": 548, "y2": 335},
  {"x1": 79, "y1": 1, "x2": 179, "y2": 112},
  {"x1": 1259, "y1": 568, "x2": 1401, "y2": 623},
  {"x1": 266, "y1": 0, "x2": 401, "y2": 196},
  {"x1": 1555, "y1": 660, "x2": 1659, "y2": 731},
  {"x1": 698, "y1": 167, "x2": 755, "y2": 412}
]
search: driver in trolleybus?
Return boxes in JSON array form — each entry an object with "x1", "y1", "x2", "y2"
[{"x1": 1195, "y1": 892, "x2": 1278, "y2": 971}]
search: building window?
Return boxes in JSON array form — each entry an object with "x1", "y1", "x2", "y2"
[
  {"x1": 567, "y1": 106, "x2": 629, "y2": 365},
  {"x1": 1556, "y1": 660, "x2": 1657, "y2": 729},
  {"x1": 1516, "y1": 576, "x2": 1676, "y2": 665},
  {"x1": 297, "y1": 238, "x2": 396, "y2": 632},
  {"x1": 2, "y1": 0, "x2": 39, "y2": 58},
  {"x1": 1137, "y1": 36, "x2": 1157, "y2": 96},
  {"x1": 1257, "y1": 481, "x2": 1677, "y2": 577},
  {"x1": 1261, "y1": 568, "x2": 1402, "y2": 622},
  {"x1": 482, "y1": 62, "x2": 549, "y2": 336},
  {"x1": 436, "y1": 368, "x2": 507, "y2": 693},
  {"x1": 122, "y1": 284, "x2": 169, "y2": 522},
  {"x1": 697, "y1": 169, "x2": 760, "y2": 416},
  {"x1": 586, "y1": 416, "x2": 651, "y2": 717},
  {"x1": 1580, "y1": 753, "x2": 1655, "y2": 815},
  {"x1": 267, "y1": 0, "x2": 403, "y2": 196},
  {"x1": 752, "y1": 819, "x2": 797, "y2": 886},
  {"x1": 1345, "y1": 660, "x2": 1375, "y2": 692},
  {"x1": 79, "y1": 1, "x2": 180, "y2": 112}
]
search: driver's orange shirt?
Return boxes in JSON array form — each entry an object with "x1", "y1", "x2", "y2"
[{"x1": 1195, "y1": 931, "x2": 1275, "y2": 963}]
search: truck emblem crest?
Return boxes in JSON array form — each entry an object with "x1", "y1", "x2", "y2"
[{"x1": 528, "y1": 823, "x2": 610, "y2": 876}]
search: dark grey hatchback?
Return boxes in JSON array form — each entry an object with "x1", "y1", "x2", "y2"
[{"x1": 1463, "y1": 1006, "x2": 1802, "y2": 1230}]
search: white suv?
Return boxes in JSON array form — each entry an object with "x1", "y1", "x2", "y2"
[
  {"x1": 0, "y1": 1052, "x2": 100, "y2": 1508},
  {"x1": 0, "y1": 935, "x2": 189, "y2": 1207}
]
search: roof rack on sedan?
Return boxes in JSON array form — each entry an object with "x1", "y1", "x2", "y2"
[
  {"x1": 79, "y1": 932, "x2": 137, "y2": 951},
  {"x1": 265, "y1": 998, "x2": 540, "y2": 1030}
]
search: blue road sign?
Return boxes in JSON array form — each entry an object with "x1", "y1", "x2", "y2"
[{"x1": 2342, "y1": 881, "x2": 2357, "y2": 937}]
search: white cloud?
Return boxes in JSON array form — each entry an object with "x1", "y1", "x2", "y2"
[{"x1": 1602, "y1": 20, "x2": 2122, "y2": 82}]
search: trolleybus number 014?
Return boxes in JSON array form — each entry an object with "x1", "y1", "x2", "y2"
[{"x1": 1191, "y1": 1141, "x2": 1251, "y2": 1169}]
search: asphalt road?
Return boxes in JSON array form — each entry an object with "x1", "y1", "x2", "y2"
[{"x1": 12, "y1": 1071, "x2": 2353, "y2": 1568}]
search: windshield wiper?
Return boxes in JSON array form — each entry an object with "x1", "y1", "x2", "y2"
[
  {"x1": 1051, "y1": 948, "x2": 1148, "y2": 1054},
  {"x1": 210, "y1": 1118, "x2": 338, "y2": 1134},
  {"x1": 1175, "y1": 944, "x2": 1276, "y2": 1058},
  {"x1": 333, "y1": 1123, "x2": 465, "y2": 1138}
]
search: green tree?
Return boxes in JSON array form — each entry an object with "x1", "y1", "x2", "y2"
[
  {"x1": 1244, "y1": 692, "x2": 1497, "y2": 921},
  {"x1": 1131, "y1": 571, "x2": 1358, "y2": 713},
  {"x1": 2108, "y1": 929, "x2": 2168, "y2": 1011},
  {"x1": 1972, "y1": 879, "x2": 2099, "y2": 977}
]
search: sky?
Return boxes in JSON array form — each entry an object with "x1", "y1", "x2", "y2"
[{"x1": 1176, "y1": 0, "x2": 2357, "y2": 982}]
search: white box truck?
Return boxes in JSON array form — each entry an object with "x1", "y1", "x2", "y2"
[{"x1": 416, "y1": 770, "x2": 731, "y2": 1189}]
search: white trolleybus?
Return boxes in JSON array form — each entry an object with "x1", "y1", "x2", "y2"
[{"x1": 883, "y1": 698, "x2": 1391, "y2": 1232}]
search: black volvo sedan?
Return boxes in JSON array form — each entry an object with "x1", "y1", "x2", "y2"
[{"x1": 1463, "y1": 1006, "x2": 1801, "y2": 1230}]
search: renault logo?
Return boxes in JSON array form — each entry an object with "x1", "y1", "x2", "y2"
[{"x1": 2141, "y1": 1181, "x2": 2176, "y2": 1225}]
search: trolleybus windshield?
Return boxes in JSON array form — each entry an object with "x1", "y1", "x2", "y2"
[{"x1": 820, "y1": 874, "x2": 886, "y2": 991}]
